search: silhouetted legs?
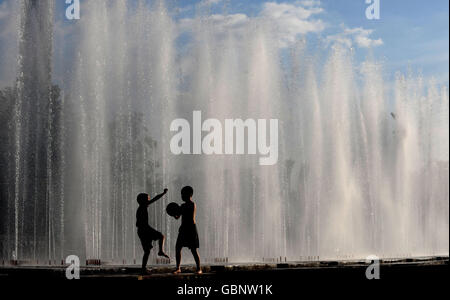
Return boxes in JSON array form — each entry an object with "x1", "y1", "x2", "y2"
[
  {"x1": 141, "y1": 234, "x2": 170, "y2": 274},
  {"x1": 173, "y1": 246, "x2": 201, "y2": 274}
]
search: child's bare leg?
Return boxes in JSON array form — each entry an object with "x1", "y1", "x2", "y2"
[
  {"x1": 191, "y1": 248, "x2": 201, "y2": 273},
  {"x1": 157, "y1": 235, "x2": 170, "y2": 259},
  {"x1": 173, "y1": 246, "x2": 182, "y2": 274}
]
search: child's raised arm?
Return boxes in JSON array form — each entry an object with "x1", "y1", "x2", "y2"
[{"x1": 149, "y1": 188, "x2": 168, "y2": 205}]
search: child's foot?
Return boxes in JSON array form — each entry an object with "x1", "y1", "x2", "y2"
[
  {"x1": 195, "y1": 269, "x2": 203, "y2": 275},
  {"x1": 158, "y1": 251, "x2": 170, "y2": 260},
  {"x1": 140, "y1": 268, "x2": 152, "y2": 275},
  {"x1": 173, "y1": 268, "x2": 181, "y2": 274}
]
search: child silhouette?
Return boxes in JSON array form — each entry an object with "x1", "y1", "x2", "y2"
[
  {"x1": 173, "y1": 186, "x2": 202, "y2": 274},
  {"x1": 136, "y1": 189, "x2": 170, "y2": 274}
]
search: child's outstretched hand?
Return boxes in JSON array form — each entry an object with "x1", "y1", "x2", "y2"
[{"x1": 163, "y1": 188, "x2": 168, "y2": 194}]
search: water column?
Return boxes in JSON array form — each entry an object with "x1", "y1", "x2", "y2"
[
  {"x1": 71, "y1": 0, "x2": 178, "y2": 263},
  {"x1": 146, "y1": 0, "x2": 177, "y2": 261},
  {"x1": 188, "y1": 13, "x2": 218, "y2": 261},
  {"x1": 108, "y1": 0, "x2": 131, "y2": 262},
  {"x1": 75, "y1": 0, "x2": 110, "y2": 261},
  {"x1": 359, "y1": 60, "x2": 385, "y2": 253},
  {"x1": 13, "y1": 0, "x2": 60, "y2": 262},
  {"x1": 246, "y1": 22, "x2": 284, "y2": 260}
]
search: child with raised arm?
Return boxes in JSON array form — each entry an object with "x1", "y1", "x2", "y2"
[
  {"x1": 173, "y1": 186, "x2": 202, "y2": 274},
  {"x1": 136, "y1": 189, "x2": 170, "y2": 274}
]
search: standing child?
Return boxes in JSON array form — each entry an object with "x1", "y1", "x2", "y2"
[
  {"x1": 136, "y1": 189, "x2": 170, "y2": 274},
  {"x1": 173, "y1": 186, "x2": 202, "y2": 274}
]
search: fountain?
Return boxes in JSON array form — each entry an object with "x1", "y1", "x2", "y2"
[{"x1": 0, "y1": 0, "x2": 448, "y2": 265}]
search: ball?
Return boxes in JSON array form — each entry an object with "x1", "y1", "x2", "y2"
[{"x1": 166, "y1": 202, "x2": 181, "y2": 217}]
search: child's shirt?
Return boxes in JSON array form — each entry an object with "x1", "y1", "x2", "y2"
[
  {"x1": 136, "y1": 205, "x2": 149, "y2": 228},
  {"x1": 180, "y1": 201, "x2": 195, "y2": 226}
]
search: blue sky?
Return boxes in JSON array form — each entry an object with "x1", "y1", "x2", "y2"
[
  {"x1": 173, "y1": 0, "x2": 449, "y2": 84},
  {"x1": 0, "y1": 0, "x2": 448, "y2": 85}
]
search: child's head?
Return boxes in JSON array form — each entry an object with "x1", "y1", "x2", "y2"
[
  {"x1": 137, "y1": 193, "x2": 149, "y2": 206},
  {"x1": 181, "y1": 186, "x2": 193, "y2": 202}
]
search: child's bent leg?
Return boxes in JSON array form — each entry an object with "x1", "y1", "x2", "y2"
[
  {"x1": 157, "y1": 234, "x2": 170, "y2": 259},
  {"x1": 191, "y1": 248, "x2": 201, "y2": 273}
]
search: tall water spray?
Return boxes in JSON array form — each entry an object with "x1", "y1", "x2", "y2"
[
  {"x1": 0, "y1": 0, "x2": 448, "y2": 264},
  {"x1": 4, "y1": 0, "x2": 64, "y2": 262}
]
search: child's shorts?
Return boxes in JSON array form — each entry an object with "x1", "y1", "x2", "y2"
[
  {"x1": 176, "y1": 224, "x2": 200, "y2": 249},
  {"x1": 137, "y1": 226, "x2": 163, "y2": 251}
]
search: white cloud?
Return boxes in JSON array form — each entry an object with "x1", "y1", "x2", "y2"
[
  {"x1": 179, "y1": 1, "x2": 384, "y2": 50},
  {"x1": 261, "y1": 2, "x2": 325, "y2": 47},
  {"x1": 298, "y1": 0, "x2": 322, "y2": 8},
  {"x1": 179, "y1": 13, "x2": 249, "y2": 35},
  {"x1": 198, "y1": 0, "x2": 223, "y2": 7},
  {"x1": 208, "y1": 13, "x2": 249, "y2": 28},
  {"x1": 326, "y1": 26, "x2": 383, "y2": 48},
  {"x1": 179, "y1": 1, "x2": 326, "y2": 48}
]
